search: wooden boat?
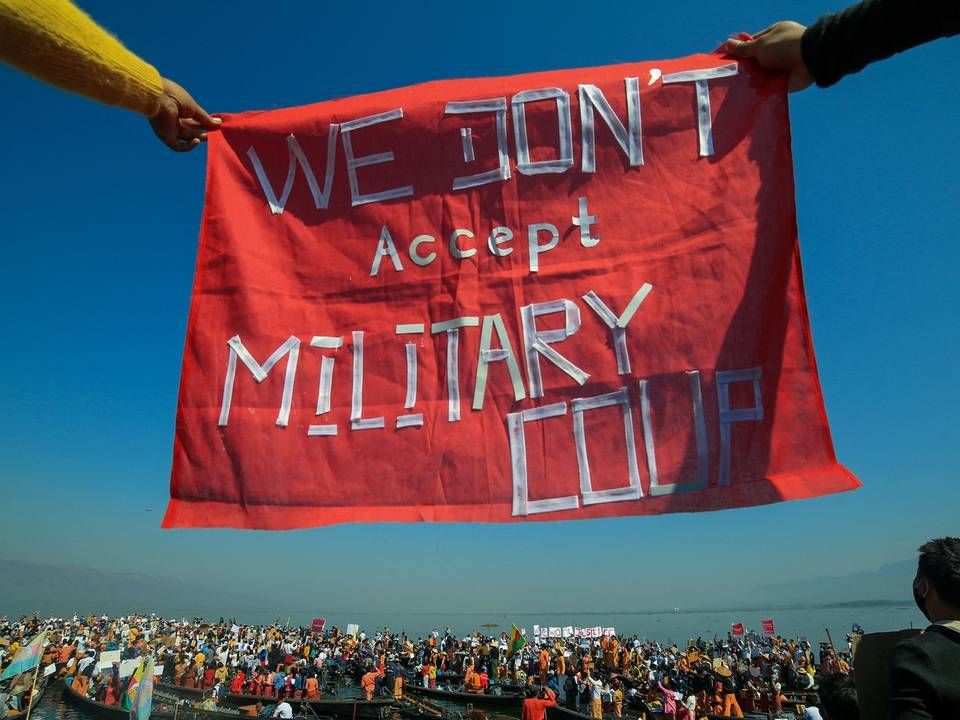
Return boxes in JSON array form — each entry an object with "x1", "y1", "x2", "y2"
[
  {"x1": 4, "y1": 678, "x2": 47, "y2": 720},
  {"x1": 156, "y1": 681, "x2": 395, "y2": 719},
  {"x1": 63, "y1": 681, "x2": 251, "y2": 720},
  {"x1": 403, "y1": 683, "x2": 524, "y2": 710}
]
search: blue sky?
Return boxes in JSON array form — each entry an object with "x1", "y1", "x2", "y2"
[{"x1": 1, "y1": 0, "x2": 957, "y2": 615}]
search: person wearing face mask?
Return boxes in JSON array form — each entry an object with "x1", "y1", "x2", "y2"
[{"x1": 888, "y1": 537, "x2": 960, "y2": 720}]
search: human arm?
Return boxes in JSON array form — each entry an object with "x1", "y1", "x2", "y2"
[
  {"x1": 0, "y1": 0, "x2": 219, "y2": 150},
  {"x1": 725, "y1": 0, "x2": 960, "y2": 90}
]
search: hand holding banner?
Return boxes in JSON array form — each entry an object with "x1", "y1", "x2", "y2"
[{"x1": 164, "y1": 51, "x2": 858, "y2": 530}]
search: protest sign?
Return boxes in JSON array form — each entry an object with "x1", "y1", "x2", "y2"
[
  {"x1": 164, "y1": 50, "x2": 859, "y2": 530},
  {"x1": 99, "y1": 650, "x2": 120, "y2": 665}
]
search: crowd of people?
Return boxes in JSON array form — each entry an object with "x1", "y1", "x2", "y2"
[
  {"x1": 0, "y1": 611, "x2": 858, "y2": 720},
  {"x1": 3, "y1": 537, "x2": 959, "y2": 720}
]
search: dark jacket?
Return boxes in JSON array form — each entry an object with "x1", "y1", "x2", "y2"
[
  {"x1": 888, "y1": 624, "x2": 960, "y2": 720},
  {"x1": 802, "y1": 0, "x2": 960, "y2": 87}
]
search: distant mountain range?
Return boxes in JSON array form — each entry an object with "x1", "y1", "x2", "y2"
[
  {"x1": 0, "y1": 556, "x2": 918, "y2": 620},
  {"x1": 0, "y1": 558, "x2": 271, "y2": 619},
  {"x1": 743, "y1": 558, "x2": 915, "y2": 608}
]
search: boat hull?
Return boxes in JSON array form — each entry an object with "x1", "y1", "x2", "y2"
[
  {"x1": 404, "y1": 684, "x2": 524, "y2": 710},
  {"x1": 156, "y1": 682, "x2": 394, "y2": 719}
]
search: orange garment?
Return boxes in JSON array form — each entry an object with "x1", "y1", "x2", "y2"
[
  {"x1": 305, "y1": 677, "x2": 320, "y2": 699},
  {"x1": 231, "y1": 672, "x2": 246, "y2": 694},
  {"x1": 73, "y1": 674, "x2": 90, "y2": 696},
  {"x1": 521, "y1": 697, "x2": 557, "y2": 720},
  {"x1": 538, "y1": 649, "x2": 550, "y2": 683},
  {"x1": 361, "y1": 671, "x2": 379, "y2": 701},
  {"x1": 464, "y1": 669, "x2": 483, "y2": 694},
  {"x1": 722, "y1": 693, "x2": 743, "y2": 718}
]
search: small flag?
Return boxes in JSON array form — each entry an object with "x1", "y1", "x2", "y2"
[
  {"x1": 0, "y1": 632, "x2": 45, "y2": 681},
  {"x1": 130, "y1": 657, "x2": 154, "y2": 720},
  {"x1": 507, "y1": 624, "x2": 526, "y2": 658},
  {"x1": 731, "y1": 623, "x2": 745, "y2": 637},
  {"x1": 761, "y1": 618, "x2": 775, "y2": 635},
  {"x1": 123, "y1": 659, "x2": 142, "y2": 711}
]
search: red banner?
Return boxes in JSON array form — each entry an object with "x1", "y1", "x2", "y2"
[
  {"x1": 731, "y1": 623, "x2": 745, "y2": 637},
  {"x1": 163, "y1": 49, "x2": 859, "y2": 530},
  {"x1": 311, "y1": 618, "x2": 326, "y2": 634},
  {"x1": 761, "y1": 618, "x2": 776, "y2": 635}
]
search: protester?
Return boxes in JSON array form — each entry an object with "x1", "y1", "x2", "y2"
[
  {"x1": 586, "y1": 673, "x2": 603, "y2": 720},
  {"x1": 0, "y1": 0, "x2": 219, "y2": 150},
  {"x1": 360, "y1": 668, "x2": 380, "y2": 700},
  {"x1": 814, "y1": 673, "x2": 858, "y2": 720},
  {"x1": 272, "y1": 698, "x2": 293, "y2": 719},
  {"x1": 888, "y1": 537, "x2": 960, "y2": 720},
  {"x1": 521, "y1": 686, "x2": 557, "y2": 720}
]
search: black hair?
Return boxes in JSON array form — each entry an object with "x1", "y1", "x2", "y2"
[
  {"x1": 817, "y1": 673, "x2": 859, "y2": 720},
  {"x1": 918, "y1": 537, "x2": 960, "y2": 607}
]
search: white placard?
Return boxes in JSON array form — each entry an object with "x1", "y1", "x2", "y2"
[
  {"x1": 43, "y1": 664, "x2": 57, "y2": 677},
  {"x1": 119, "y1": 658, "x2": 140, "y2": 678},
  {"x1": 99, "y1": 650, "x2": 121, "y2": 665},
  {"x1": 154, "y1": 665, "x2": 164, "y2": 676}
]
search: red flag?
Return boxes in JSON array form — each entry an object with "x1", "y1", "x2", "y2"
[
  {"x1": 731, "y1": 623, "x2": 745, "y2": 637},
  {"x1": 761, "y1": 618, "x2": 776, "y2": 635},
  {"x1": 163, "y1": 51, "x2": 859, "y2": 530},
  {"x1": 311, "y1": 618, "x2": 326, "y2": 634}
]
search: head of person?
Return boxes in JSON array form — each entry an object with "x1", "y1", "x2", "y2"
[
  {"x1": 816, "y1": 673, "x2": 858, "y2": 720},
  {"x1": 913, "y1": 537, "x2": 960, "y2": 622}
]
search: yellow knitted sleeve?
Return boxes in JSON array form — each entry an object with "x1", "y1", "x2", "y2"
[{"x1": 0, "y1": 0, "x2": 164, "y2": 117}]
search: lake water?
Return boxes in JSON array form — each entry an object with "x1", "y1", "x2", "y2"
[{"x1": 200, "y1": 602, "x2": 920, "y2": 646}]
